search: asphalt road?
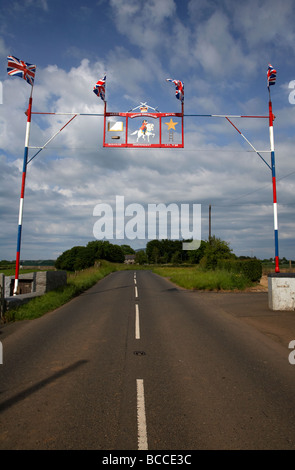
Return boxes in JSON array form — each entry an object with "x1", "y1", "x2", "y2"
[{"x1": 1, "y1": 269, "x2": 295, "y2": 450}]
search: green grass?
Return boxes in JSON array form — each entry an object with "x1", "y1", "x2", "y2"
[
  {"x1": 4, "y1": 261, "x2": 118, "y2": 322},
  {"x1": 1, "y1": 268, "x2": 43, "y2": 276},
  {"x1": 152, "y1": 266, "x2": 254, "y2": 291},
  {"x1": 3, "y1": 262, "x2": 256, "y2": 323}
]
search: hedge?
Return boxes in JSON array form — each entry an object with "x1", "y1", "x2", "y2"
[{"x1": 217, "y1": 258, "x2": 262, "y2": 282}]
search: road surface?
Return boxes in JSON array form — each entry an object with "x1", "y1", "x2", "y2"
[{"x1": 1, "y1": 270, "x2": 295, "y2": 450}]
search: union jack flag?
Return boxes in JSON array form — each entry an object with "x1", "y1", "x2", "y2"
[
  {"x1": 267, "y1": 64, "x2": 277, "y2": 88},
  {"x1": 7, "y1": 55, "x2": 36, "y2": 86},
  {"x1": 93, "y1": 75, "x2": 106, "y2": 101},
  {"x1": 166, "y1": 78, "x2": 184, "y2": 102}
]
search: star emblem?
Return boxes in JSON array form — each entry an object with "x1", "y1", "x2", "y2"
[{"x1": 165, "y1": 118, "x2": 178, "y2": 130}]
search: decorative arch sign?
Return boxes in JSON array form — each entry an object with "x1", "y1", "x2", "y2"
[{"x1": 103, "y1": 102, "x2": 184, "y2": 148}]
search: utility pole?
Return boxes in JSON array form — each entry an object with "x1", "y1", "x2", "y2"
[{"x1": 209, "y1": 205, "x2": 211, "y2": 243}]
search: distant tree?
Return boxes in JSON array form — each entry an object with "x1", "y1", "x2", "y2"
[
  {"x1": 55, "y1": 240, "x2": 125, "y2": 271},
  {"x1": 121, "y1": 244, "x2": 136, "y2": 255},
  {"x1": 73, "y1": 246, "x2": 93, "y2": 271},
  {"x1": 146, "y1": 240, "x2": 162, "y2": 263},
  {"x1": 86, "y1": 240, "x2": 108, "y2": 260},
  {"x1": 146, "y1": 239, "x2": 188, "y2": 264},
  {"x1": 105, "y1": 243, "x2": 125, "y2": 263},
  {"x1": 200, "y1": 236, "x2": 234, "y2": 270},
  {"x1": 135, "y1": 250, "x2": 148, "y2": 265},
  {"x1": 161, "y1": 239, "x2": 183, "y2": 262},
  {"x1": 171, "y1": 251, "x2": 182, "y2": 264},
  {"x1": 55, "y1": 246, "x2": 85, "y2": 271},
  {"x1": 187, "y1": 240, "x2": 207, "y2": 264},
  {"x1": 0, "y1": 260, "x2": 13, "y2": 266}
]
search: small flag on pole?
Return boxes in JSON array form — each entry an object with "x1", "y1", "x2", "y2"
[
  {"x1": 267, "y1": 64, "x2": 277, "y2": 88},
  {"x1": 7, "y1": 55, "x2": 36, "y2": 86},
  {"x1": 93, "y1": 75, "x2": 106, "y2": 101},
  {"x1": 166, "y1": 78, "x2": 184, "y2": 102}
]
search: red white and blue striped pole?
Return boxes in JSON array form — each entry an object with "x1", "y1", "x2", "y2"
[
  {"x1": 266, "y1": 64, "x2": 280, "y2": 272},
  {"x1": 13, "y1": 87, "x2": 33, "y2": 295},
  {"x1": 268, "y1": 89, "x2": 280, "y2": 273}
]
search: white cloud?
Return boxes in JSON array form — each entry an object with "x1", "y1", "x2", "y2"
[
  {"x1": 192, "y1": 10, "x2": 255, "y2": 78},
  {"x1": 1, "y1": 1, "x2": 295, "y2": 261},
  {"x1": 110, "y1": 0, "x2": 176, "y2": 50},
  {"x1": 5, "y1": 0, "x2": 48, "y2": 15},
  {"x1": 230, "y1": 0, "x2": 295, "y2": 49}
]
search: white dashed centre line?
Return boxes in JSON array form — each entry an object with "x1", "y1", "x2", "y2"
[
  {"x1": 136, "y1": 379, "x2": 148, "y2": 450},
  {"x1": 135, "y1": 303, "x2": 140, "y2": 339},
  {"x1": 134, "y1": 273, "x2": 148, "y2": 449}
]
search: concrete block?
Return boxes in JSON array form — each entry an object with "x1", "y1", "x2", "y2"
[
  {"x1": 36, "y1": 271, "x2": 67, "y2": 293},
  {"x1": 4, "y1": 271, "x2": 67, "y2": 297},
  {"x1": 268, "y1": 273, "x2": 295, "y2": 311}
]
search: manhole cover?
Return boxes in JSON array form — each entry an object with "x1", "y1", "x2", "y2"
[{"x1": 133, "y1": 351, "x2": 146, "y2": 356}]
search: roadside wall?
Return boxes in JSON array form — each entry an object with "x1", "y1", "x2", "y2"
[
  {"x1": 35, "y1": 271, "x2": 67, "y2": 294},
  {"x1": 1, "y1": 271, "x2": 67, "y2": 314},
  {"x1": 3, "y1": 271, "x2": 67, "y2": 297}
]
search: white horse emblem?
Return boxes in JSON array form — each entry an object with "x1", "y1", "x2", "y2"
[{"x1": 130, "y1": 123, "x2": 155, "y2": 142}]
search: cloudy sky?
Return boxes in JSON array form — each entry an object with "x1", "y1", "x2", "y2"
[{"x1": 1, "y1": 0, "x2": 295, "y2": 262}]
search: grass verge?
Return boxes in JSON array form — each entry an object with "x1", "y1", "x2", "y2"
[
  {"x1": 4, "y1": 261, "x2": 118, "y2": 322},
  {"x1": 152, "y1": 266, "x2": 254, "y2": 291}
]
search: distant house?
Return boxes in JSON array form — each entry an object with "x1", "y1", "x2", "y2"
[{"x1": 124, "y1": 254, "x2": 136, "y2": 264}]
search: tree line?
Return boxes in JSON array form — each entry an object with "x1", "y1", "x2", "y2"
[
  {"x1": 54, "y1": 237, "x2": 235, "y2": 271},
  {"x1": 140, "y1": 236, "x2": 233, "y2": 268},
  {"x1": 55, "y1": 241, "x2": 134, "y2": 271}
]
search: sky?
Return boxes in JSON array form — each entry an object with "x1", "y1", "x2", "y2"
[{"x1": 1, "y1": 0, "x2": 295, "y2": 262}]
